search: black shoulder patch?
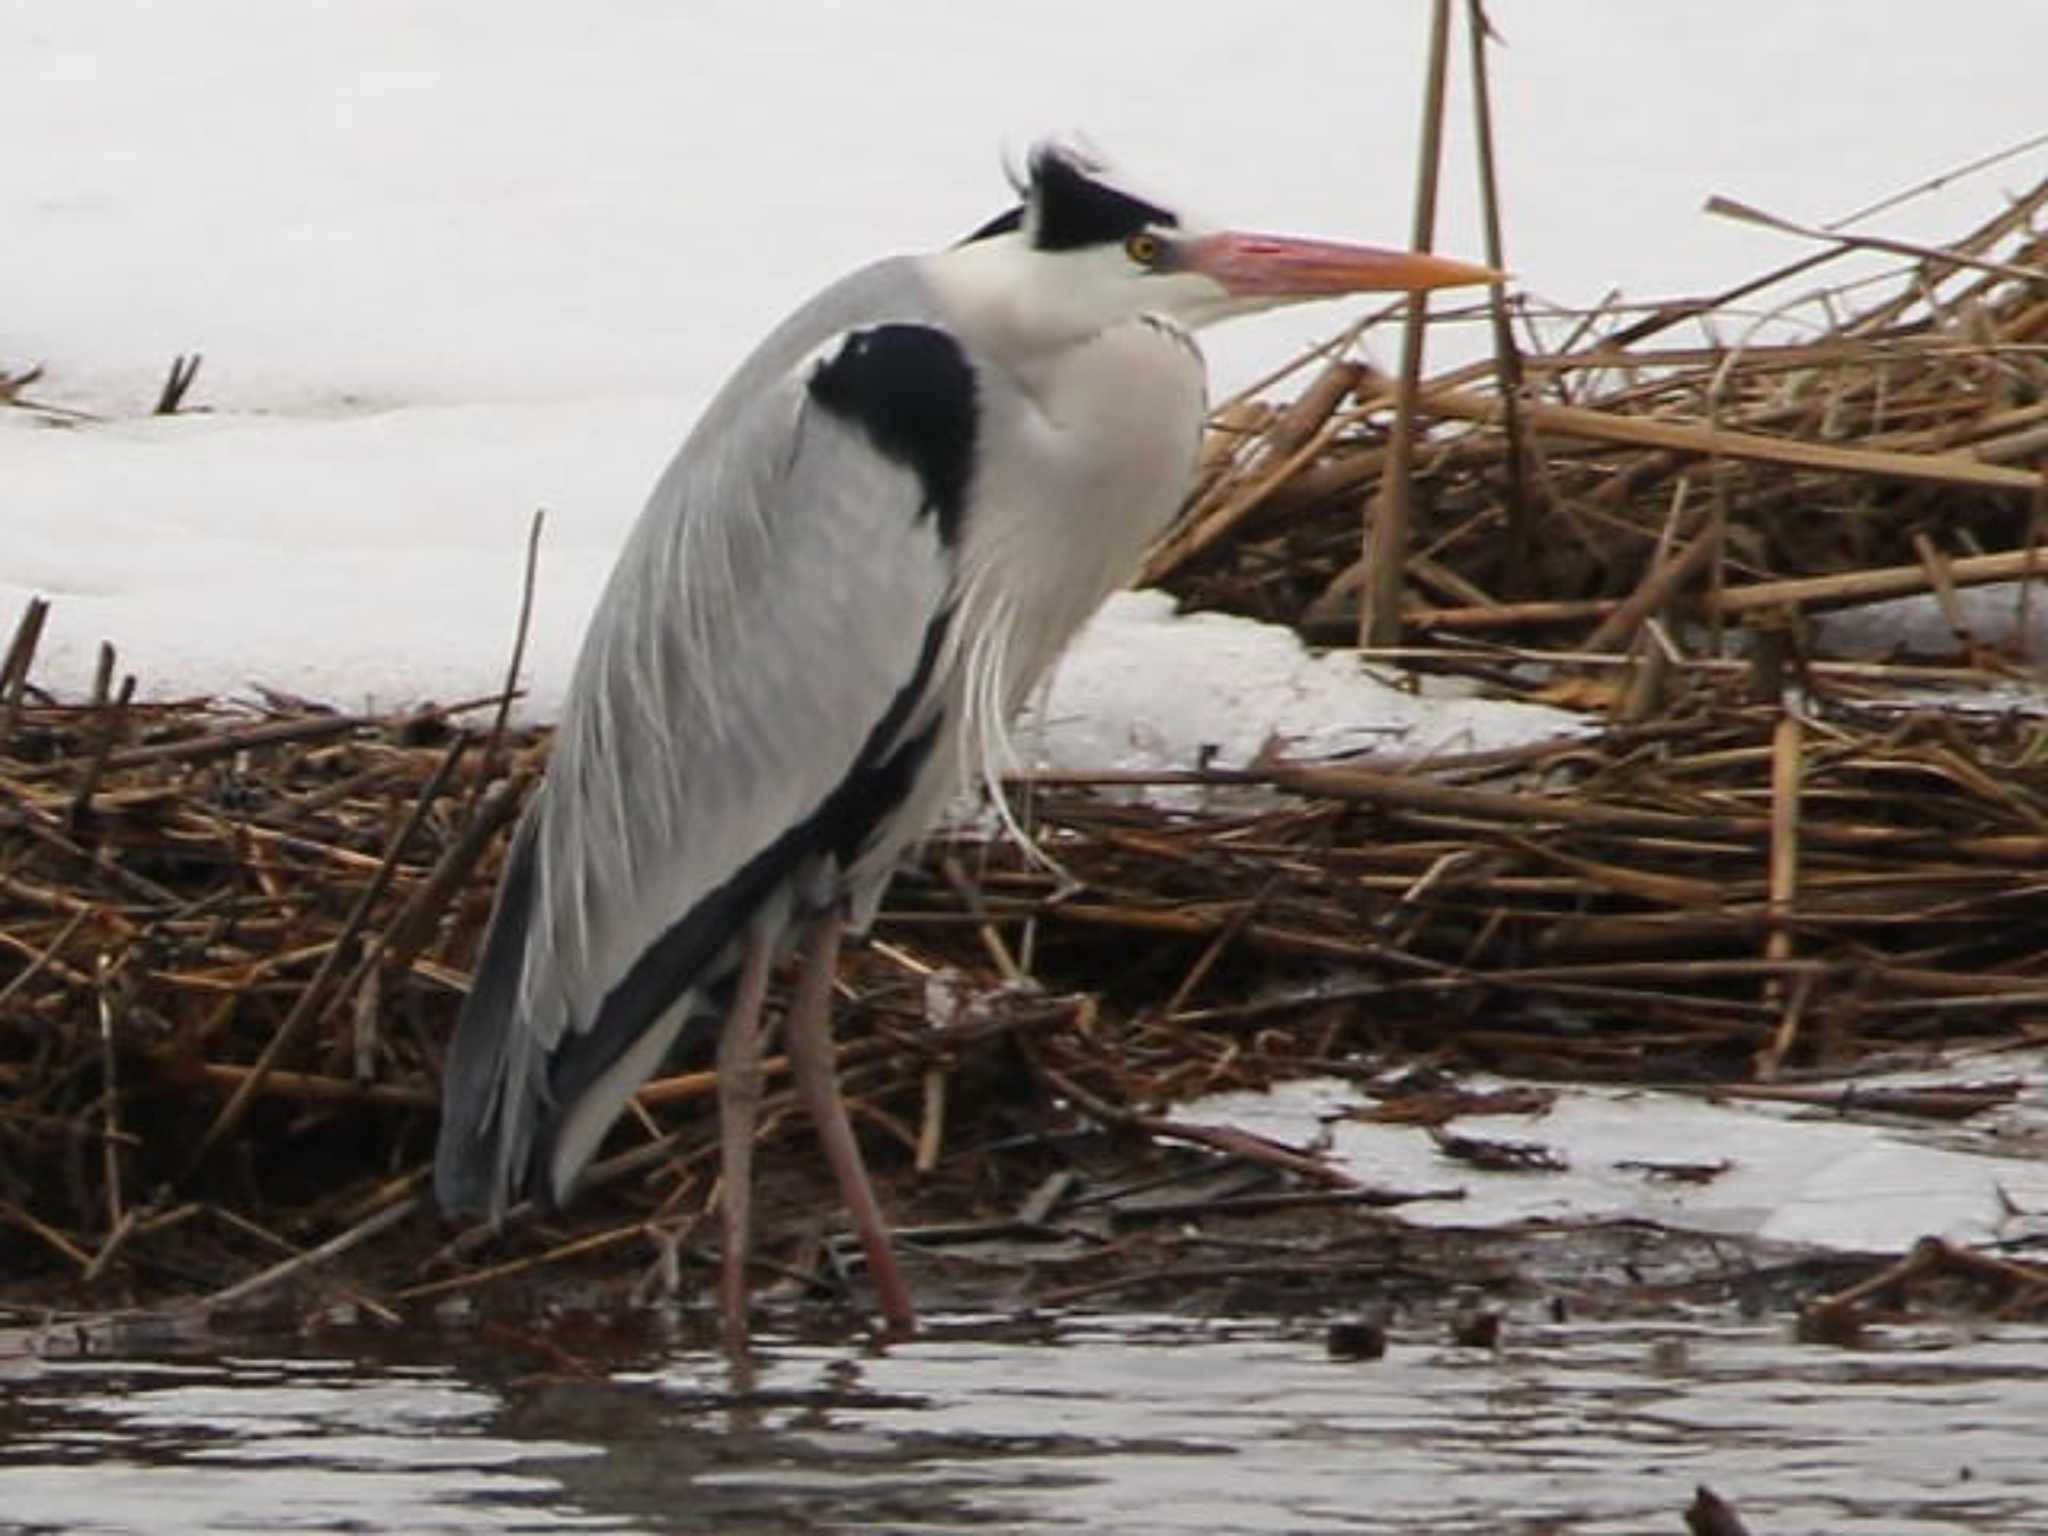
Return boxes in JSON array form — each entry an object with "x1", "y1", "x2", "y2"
[
  {"x1": 1030, "y1": 146, "x2": 1177, "y2": 252},
  {"x1": 807, "y1": 324, "x2": 978, "y2": 545}
]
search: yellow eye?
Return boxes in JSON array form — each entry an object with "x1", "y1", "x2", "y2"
[{"x1": 1124, "y1": 232, "x2": 1161, "y2": 266}]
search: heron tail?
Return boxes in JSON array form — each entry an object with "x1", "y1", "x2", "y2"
[{"x1": 432, "y1": 813, "x2": 547, "y2": 1220}]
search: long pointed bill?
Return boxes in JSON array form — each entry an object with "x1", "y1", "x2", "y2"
[{"x1": 1187, "y1": 230, "x2": 1500, "y2": 297}]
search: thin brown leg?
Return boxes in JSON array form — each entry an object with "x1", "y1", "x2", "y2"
[
  {"x1": 783, "y1": 906, "x2": 917, "y2": 1339},
  {"x1": 715, "y1": 927, "x2": 777, "y2": 1353}
]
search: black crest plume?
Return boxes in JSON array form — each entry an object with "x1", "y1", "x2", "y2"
[{"x1": 958, "y1": 143, "x2": 1176, "y2": 251}]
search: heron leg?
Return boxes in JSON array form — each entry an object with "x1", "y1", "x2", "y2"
[
  {"x1": 783, "y1": 906, "x2": 917, "y2": 1339},
  {"x1": 715, "y1": 926, "x2": 777, "y2": 1351}
]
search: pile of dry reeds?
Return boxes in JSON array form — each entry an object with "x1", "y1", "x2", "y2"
[
  {"x1": 7, "y1": 170, "x2": 2048, "y2": 1316},
  {"x1": 6, "y1": 615, "x2": 2048, "y2": 1311},
  {"x1": 978, "y1": 697, "x2": 2048, "y2": 1093},
  {"x1": 0, "y1": 612, "x2": 534, "y2": 1306},
  {"x1": 1150, "y1": 175, "x2": 2048, "y2": 663}
]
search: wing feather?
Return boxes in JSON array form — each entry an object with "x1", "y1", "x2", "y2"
[{"x1": 435, "y1": 322, "x2": 961, "y2": 1217}]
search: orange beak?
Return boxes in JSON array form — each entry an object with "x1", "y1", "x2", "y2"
[{"x1": 1186, "y1": 231, "x2": 1500, "y2": 296}]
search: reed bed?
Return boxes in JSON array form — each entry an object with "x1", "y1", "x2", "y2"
[
  {"x1": 6, "y1": 620, "x2": 2048, "y2": 1316},
  {"x1": 5, "y1": 172, "x2": 2048, "y2": 1321},
  {"x1": 1150, "y1": 175, "x2": 2048, "y2": 661}
]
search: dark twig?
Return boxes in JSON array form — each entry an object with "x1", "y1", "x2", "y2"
[
  {"x1": 153, "y1": 353, "x2": 203, "y2": 415},
  {"x1": 68, "y1": 674, "x2": 136, "y2": 824},
  {"x1": 189, "y1": 1194, "x2": 418, "y2": 1316},
  {"x1": 1464, "y1": 0, "x2": 1532, "y2": 567},
  {"x1": 1033, "y1": 1056, "x2": 1358, "y2": 1190},
  {"x1": 0, "y1": 597, "x2": 51, "y2": 740},
  {"x1": 467, "y1": 508, "x2": 544, "y2": 826}
]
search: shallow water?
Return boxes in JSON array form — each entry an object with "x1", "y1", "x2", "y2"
[{"x1": 5, "y1": 1312, "x2": 2046, "y2": 1534}]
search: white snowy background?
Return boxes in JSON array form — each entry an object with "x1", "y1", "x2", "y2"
[
  {"x1": 7, "y1": 0, "x2": 2045, "y2": 747},
  {"x1": 10, "y1": 2, "x2": 2048, "y2": 1250}
]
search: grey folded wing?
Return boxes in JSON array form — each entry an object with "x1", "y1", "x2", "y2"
[{"x1": 433, "y1": 337, "x2": 962, "y2": 1217}]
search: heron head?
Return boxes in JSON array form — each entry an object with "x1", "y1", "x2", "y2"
[{"x1": 936, "y1": 143, "x2": 1497, "y2": 347}]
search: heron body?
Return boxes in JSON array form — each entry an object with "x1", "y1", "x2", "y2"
[{"x1": 433, "y1": 145, "x2": 1493, "y2": 1342}]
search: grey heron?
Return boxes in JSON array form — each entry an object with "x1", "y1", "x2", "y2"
[{"x1": 432, "y1": 144, "x2": 1493, "y2": 1342}]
